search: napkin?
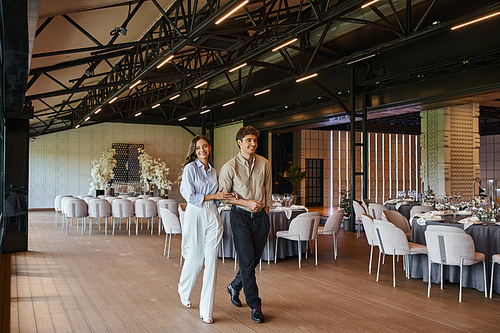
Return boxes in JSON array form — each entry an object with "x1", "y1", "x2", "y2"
[
  {"x1": 395, "y1": 201, "x2": 409, "y2": 210},
  {"x1": 273, "y1": 206, "x2": 292, "y2": 219},
  {"x1": 384, "y1": 199, "x2": 402, "y2": 205},
  {"x1": 456, "y1": 210, "x2": 472, "y2": 215},
  {"x1": 414, "y1": 211, "x2": 443, "y2": 226},
  {"x1": 290, "y1": 205, "x2": 308, "y2": 212},
  {"x1": 457, "y1": 216, "x2": 480, "y2": 230},
  {"x1": 217, "y1": 204, "x2": 232, "y2": 214}
]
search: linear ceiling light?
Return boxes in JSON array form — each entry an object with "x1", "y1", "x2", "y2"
[
  {"x1": 296, "y1": 73, "x2": 318, "y2": 82},
  {"x1": 272, "y1": 38, "x2": 297, "y2": 52},
  {"x1": 215, "y1": 1, "x2": 248, "y2": 25},
  {"x1": 194, "y1": 81, "x2": 208, "y2": 89},
  {"x1": 109, "y1": 97, "x2": 118, "y2": 104},
  {"x1": 451, "y1": 12, "x2": 500, "y2": 30},
  {"x1": 94, "y1": 108, "x2": 101, "y2": 114},
  {"x1": 157, "y1": 55, "x2": 174, "y2": 69},
  {"x1": 346, "y1": 53, "x2": 376, "y2": 65},
  {"x1": 361, "y1": 0, "x2": 379, "y2": 9},
  {"x1": 75, "y1": 124, "x2": 80, "y2": 129},
  {"x1": 179, "y1": 117, "x2": 187, "y2": 121},
  {"x1": 152, "y1": 103, "x2": 161, "y2": 109},
  {"x1": 135, "y1": 112, "x2": 142, "y2": 117},
  {"x1": 223, "y1": 101, "x2": 235, "y2": 107},
  {"x1": 254, "y1": 89, "x2": 270, "y2": 96},
  {"x1": 200, "y1": 109, "x2": 211, "y2": 114},
  {"x1": 84, "y1": 116, "x2": 90, "y2": 121},
  {"x1": 129, "y1": 80, "x2": 141, "y2": 89},
  {"x1": 170, "y1": 94, "x2": 180, "y2": 100},
  {"x1": 229, "y1": 63, "x2": 247, "y2": 72}
]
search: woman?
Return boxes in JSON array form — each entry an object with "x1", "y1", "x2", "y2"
[{"x1": 178, "y1": 135, "x2": 232, "y2": 324}]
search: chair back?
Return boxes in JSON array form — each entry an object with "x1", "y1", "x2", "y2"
[
  {"x1": 88, "y1": 199, "x2": 111, "y2": 218},
  {"x1": 148, "y1": 196, "x2": 162, "y2": 203},
  {"x1": 425, "y1": 226, "x2": 476, "y2": 266},
  {"x1": 352, "y1": 200, "x2": 366, "y2": 220},
  {"x1": 382, "y1": 210, "x2": 411, "y2": 233},
  {"x1": 64, "y1": 199, "x2": 88, "y2": 218},
  {"x1": 83, "y1": 196, "x2": 96, "y2": 204},
  {"x1": 127, "y1": 197, "x2": 140, "y2": 204},
  {"x1": 368, "y1": 203, "x2": 386, "y2": 219},
  {"x1": 158, "y1": 199, "x2": 178, "y2": 216},
  {"x1": 105, "y1": 197, "x2": 119, "y2": 204},
  {"x1": 60, "y1": 197, "x2": 74, "y2": 216},
  {"x1": 297, "y1": 211, "x2": 320, "y2": 218},
  {"x1": 118, "y1": 195, "x2": 131, "y2": 199},
  {"x1": 178, "y1": 205, "x2": 185, "y2": 226},
  {"x1": 160, "y1": 208, "x2": 182, "y2": 234},
  {"x1": 112, "y1": 199, "x2": 134, "y2": 218},
  {"x1": 374, "y1": 219, "x2": 409, "y2": 255},
  {"x1": 98, "y1": 195, "x2": 113, "y2": 199},
  {"x1": 138, "y1": 195, "x2": 151, "y2": 199},
  {"x1": 288, "y1": 216, "x2": 313, "y2": 241},
  {"x1": 322, "y1": 209, "x2": 344, "y2": 235},
  {"x1": 361, "y1": 214, "x2": 378, "y2": 246},
  {"x1": 55, "y1": 195, "x2": 72, "y2": 212},
  {"x1": 135, "y1": 199, "x2": 157, "y2": 218},
  {"x1": 309, "y1": 215, "x2": 321, "y2": 241},
  {"x1": 409, "y1": 205, "x2": 435, "y2": 219}
]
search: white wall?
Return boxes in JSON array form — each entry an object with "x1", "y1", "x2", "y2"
[{"x1": 29, "y1": 122, "x2": 201, "y2": 208}]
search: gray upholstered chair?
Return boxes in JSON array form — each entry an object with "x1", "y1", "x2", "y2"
[
  {"x1": 87, "y1": 199, "x2": 111, "y2": 235},
  {"x1": 111, "y1": 199, "x2": 134, "y2": 235},
  {"x1": 409, "y1": 205, "x2": 435, "y2": 219},
  {"x1": 135, "y1": 199, "x2": 158, "y2": 235},
  {"x1": 317, "y1": 209, "x2": 344, "y2": 259},
  {"x1": 490, "y1": 254, "x2": 500, "y2": 298},
  {"x1": 63, "y1": 198, "x2": 88, "y2": 235},
  {"x1": 54, "y1": 195, "x2": 72, "y2": 226},
  {"x1": 382, "y1": 210, "x2": 411, "y2": 240},
  {"x1": 425, "y1": 225, "x2": 487, "y2": 302},
  {"x1": 275, "y1": 215, "x2": 313, "y2": 268},
  {"x1": 368, "y1": 203, "x2": 386, "y2": 220},
  {"x1": 361, "y1": 214, "x2": 379, "y2": 274},
  {"x1": 374, "y1": 219, "x2": 427, "y2": 287},
  {"x1": 160, "y1": 208, "x2": 183, "y2": 264}
]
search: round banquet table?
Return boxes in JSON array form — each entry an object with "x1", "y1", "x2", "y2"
[
  {"x1": 218, "y1": 208, "x2": 307, "y2": 262},
  {"x1": 409, "y1": 217, "x2": 500, "y2": 294},
  {"x1": 384, "y1": 201, "x2": 420, "y2": 220}
]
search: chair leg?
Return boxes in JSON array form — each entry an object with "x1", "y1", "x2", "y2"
[
  {"x1": 368, "y1": 244, "x2": 373, "y2": 273},
  {"x1": 55, "y1": 211, "x2": 58, "y2": 226},
  {"x1": 274, "y1": 237, "x2": 279, "y2": 264},
  {"x1": 150, "y1": 217, "x2": 154, "y2": 235},
  {"x1": 334, "y1": 234, "x2": 338, "y2": 260},
  {"x1": 167, "y1": 233, "x2": 172, "y2": 258},
  {"x1": 392, "y1": 251, "x2": 396, "y2": 287},
  {"x1": 112, "y1": 217, "x2": 116, "y2": 235},
  {"x1": 89, "y1": 217, "x2": 92, "y2": 235},
  {"x1": 376, "y1": 251, "x2": 382, "y2": 282},
  {"x1": 298, "y1": 239, "x2": 301, "y2": 268},
  {"x1": 427, "y1": 255, "x2": 432, "y2": 297},
  {"x1": 459, "y1": 260, "x2": 463, "y2": 302},
  {"x1": 105, "y1": 217, "x2": 108, "y2": 235},
  {"x1": 483, "y1": 261, "x2": 488, "y2": 298},
  {"x1": 440, "y1": 263, "x2": 444, "y2": 289},
  {"x1": 221, "y1": 237, "x2": 225, "y2": 264},
  {"x1": 136, "y1": 217, "x2": 139, "y2": 235},
  {"x1": 164, "y1": 234, "x2": 168, "y2": 255},
  {"x1": 491, "y1": 262, "x2": 496, "y2": 298},
  {"x1": 267, "y1": 237, "x2": 270, "y2": 265}
]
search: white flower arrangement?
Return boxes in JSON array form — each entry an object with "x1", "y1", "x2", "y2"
[
  {"x1": 137, "y1": 148, "x2": 173, "y2": 191},
  {"x1": 89, "y1": 148, "x2": 117, "y2": 193}
]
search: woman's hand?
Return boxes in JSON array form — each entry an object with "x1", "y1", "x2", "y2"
[{"x1": 214, "y1": 188, "x2": 232, "y2": 200}]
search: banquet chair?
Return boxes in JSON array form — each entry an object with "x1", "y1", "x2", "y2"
[
  {"x1": 352, "y1": 200, "x2": 366, "y2": 238},
  {"x1": 98, "y1": 195, "x2": 113, "y2": 199},
  {"x1": 64, "y1": 199, "x2": 88, "y2": 236},
  {"x1": 160, "y1": 208, "x2": 183, "y2": 264},
  {"x1": 135, "y1": 199, "x2": 157, "y2": 235},
  {"x1": 490, "y1": 254, "x2": 500, "y2": 298},
  {"x1": 297, "y1": 211, "x2": 320, "y2": 257},
  {"x1": 409, "y1": 205, "x2": 435, "y2": 220},
  {"x1": 425, "y1": 225, "x2": 487, "y2": 302},
  {"x1": 77, "y1": 195, "x2": 93, "y2": 199},
  {"x1": 361, "y1": 214, "x2": 380, "y2": 274},
  {"x1": 159, "y1": 199, "x2": 179, "y2": 215},
  {"x1": 83, "y1": 196, "x2": 96, "y2": 204},
  {"x1": 374, "y1": 219, "x2": 427, "y2": 287},
  {"x1": 362, "y1": 198, "x2": 375, "y2": 213},
  {"x1": 275, "y1": 215, "x2": 313, "y2": 268},
  {"x1": 138, "y1": 194, "x2": 151, "y2": 199},
  {"x1": 118, "y1": 194, "x2": 132, "y2": 199},
  {"x1": 111, "y1": 199, "x2": 134, "y2": 235},
  {"x1": 307, "y1": 215, "x2": 321, "y2": 265},
  {"x1": 54, "y1": 195, "x2": 72, "y2": 226},
  {"x1": 60, "y1": 197, "x2": 74, "y2": 230},
  {"x1": 368, "y1": 203, "x2": 386, "y2": 220},
  {"x1": 87, "y1": 199, "x2": 111, "y2": 235},
  {"x1": 317, "y1": 209, "x2": 344, "y2": 259},
  {"x1": 127, "y1": 196, "x2": 139, "y2": 205},
  {"x1": 382, "y1": 210, "x2": 411, "y2": 240}
]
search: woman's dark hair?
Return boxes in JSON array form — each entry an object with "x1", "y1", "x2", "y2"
[{"x1": 176, "y1": 135, "x2": 212, "y2": 185}]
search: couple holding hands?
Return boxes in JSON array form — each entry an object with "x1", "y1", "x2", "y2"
[{"x1": 178, "y1": 126, "x2": 272, "y2": 324}]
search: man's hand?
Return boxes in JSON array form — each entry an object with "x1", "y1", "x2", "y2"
[{"x1": 245, "y1": 200, "x2": 262, "y2": 212}]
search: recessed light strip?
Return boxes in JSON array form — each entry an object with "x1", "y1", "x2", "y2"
[
  {"x1": 272, "y1": 38, "x2": 297, "y2": 52},
  {"x1": 215, "y1": 1, "x2": 249, "y2": 25},
  {"x1": 361, "y1": 0, "x2": 379, "y2": 9},
  {"x1": 170, "y1": 94, "x2": 180, "y2": 100},
  {"x1": 109, "y1": 97, "x2": 118, "y2": 104},
  {"x1": 254, "y1": 89, "x2": 270, "y2": 96},
  {"x1": 200, "y1": 109, "x2": 211, "y2": 114},
  {"x1": 94, "y1": 108, "x2": 101, "y2": 114},
  {"x1": 129, "y1": 80, "x2": 141, "y2": 89},
  {"x1": 346, "y1": 53, "x2": 376, "y2": 65},
  {"x1": 157, "y1": 55, "x2": 174, "y2": 69},
  {"x1": 152, "y1": 103, "x2": 160, "y2": 109},
  {"x1": 229, "y1": 63, "x2": 247, "y2": 72},
  {"x1": 223, "y1": 101, "x2": 235, "y2": 107},
  {"x1": 451, "y1": 12, "x2": 500, "y2": 30},
  {"x1": 135, "y1": 112, "x2": 142, "y2": 117},
  {"x1": 296, "y1": 73, "x2": 318, "y2": 82},
  {"x1": 75, "y1": 124, "x2": 80, "y2": 129},
  {"x1": 179, "y1": 117, "x2": 187, "y2": 121},
  {"x1": 194, "y1": 81, "x2": 208, "y2": 89},
  {"x1": 84, "y1": 116, "x2": 90, "y2": 121}
]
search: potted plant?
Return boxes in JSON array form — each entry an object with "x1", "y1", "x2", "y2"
[
  {"x1": 279, "y1": 165, "x2": 306, "y2": 204},
  {"x1": 339, "y1": 189, "x2": 351, "y2": 231}
]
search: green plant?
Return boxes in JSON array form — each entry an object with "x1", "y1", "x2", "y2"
[
  {"x1": 279, "y1": 165, "x2": 306, "y2": 195},
  {"x1": 339, "y1": 189, "x2": 351, "y2": 219}
]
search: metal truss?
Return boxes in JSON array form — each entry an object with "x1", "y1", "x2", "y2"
[{"x1": 27, "y1": 0, "x2": 500, "y2": 136}]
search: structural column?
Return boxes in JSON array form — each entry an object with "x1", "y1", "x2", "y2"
[{"x1": 420, "y1": 103, "x2": 480, "y2": 198}]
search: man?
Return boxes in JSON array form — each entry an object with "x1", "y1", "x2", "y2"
[{"x1": 218, "y1": 125, "x2": 272, "y2": 323}]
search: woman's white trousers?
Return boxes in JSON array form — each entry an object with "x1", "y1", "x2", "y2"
[{"x1": 178, "y1": 200, "x2": 223, "y2": 319}]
